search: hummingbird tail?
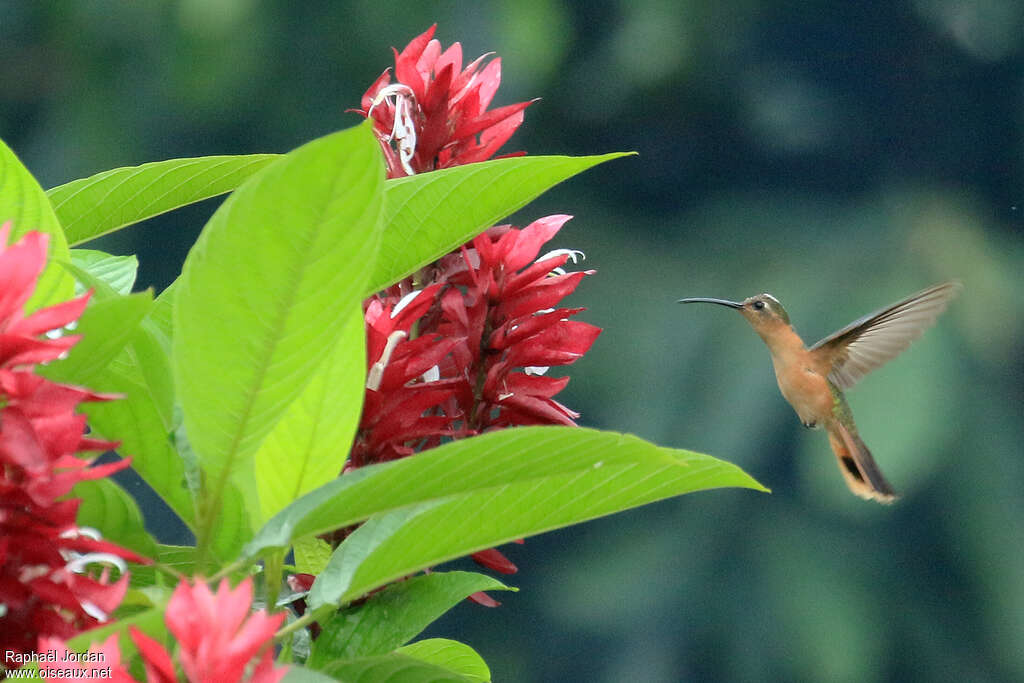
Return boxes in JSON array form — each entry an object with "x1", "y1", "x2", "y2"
[{"x1": 827, "y1": 422, "x2": 898, "y2": 503}]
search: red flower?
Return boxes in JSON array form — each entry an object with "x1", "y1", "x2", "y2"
[
  {"x1": 36, "y1": 634, "x2": 136, "y2": 682},
  {"x1": 436, "y1": 215, "x2": 601, "y2": 432},
  {"x1": 356, "y1": 24, "x2": 533, "y2": 177},
  {"x1": 350, "y1": 216, "x2": 598, "y2": 470},
  {"x1": 0, "y1": 223, "x2": 88, "y2": 370},
  {"x1": 342, "y1": 217, "x2": 599, "y2": 597},
  {"x1": 162, "y1": 577, "x2": 288, "y2": 683},
  {"x1": 32, "y1": 577, "x2": 288, "y2": 683},
  {"x1": 341, "y1": 31, "x2": 597, "y2": 608},
  {"x1": 351, "y1": 284, "x2": 467, "y2": 467},
  {"x1": 0, "y1": 227, "x2": 144, "y2": 662}
]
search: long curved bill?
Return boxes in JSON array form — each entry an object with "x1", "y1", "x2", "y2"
[{"x1": 677, "y1": 297, "x2": 743, "y2": 308}]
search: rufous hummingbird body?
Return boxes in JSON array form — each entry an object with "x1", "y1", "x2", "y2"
[{"x1": 679, "y1": 281, "x2": 960, "y2": 502}]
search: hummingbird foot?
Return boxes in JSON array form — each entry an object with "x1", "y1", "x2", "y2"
[{"x1": 802, "y1": 420, "x2": 818, "y2": 429}]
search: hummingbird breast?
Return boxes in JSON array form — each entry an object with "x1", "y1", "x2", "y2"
[{"x1": 769, "y1": 346, "x2": 834, "y2": 427}]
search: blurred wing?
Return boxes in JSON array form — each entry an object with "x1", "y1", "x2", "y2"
[{"x1": 810, "y1": 281, "x2": 961, "y2": 390}]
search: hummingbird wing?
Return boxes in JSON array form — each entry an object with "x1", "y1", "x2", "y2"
[{"x1": 809, "y1": 281, "x2": 961, "y2": 390}]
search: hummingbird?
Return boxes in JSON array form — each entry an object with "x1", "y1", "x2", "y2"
[{"x1": 678, "y1": 281, "x2": 961, "y2": 502}]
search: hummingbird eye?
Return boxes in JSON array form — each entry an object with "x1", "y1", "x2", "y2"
[{"x1": 753, "y1": 300, "x2": 765, "y2": 310}]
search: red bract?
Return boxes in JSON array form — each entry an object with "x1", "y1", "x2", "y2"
[
  {"x1": 342, "y1": 29, "x2": 597, "y2": 609},
  {"x1": 0, "y1": 227, "x2": 144, "y2": 663},
  {"x1": 346, "y1": 217, "x2": 599, "y2": 595},
  {"x1": 355, "y1": 24, "x2": 532, "y2": 177},
  {"x1": 351, "y1": 216, "x2": 598, "y2": 468},
  {"x1": 351, "y1": 284, "x2": 467, "y2": 467},
  {"x1": 162, "y1": 577, "x2": 288, "y2": 683},
  {"x1": 37, "y1": 634, "x2": 136, "y2": 682},
  {"x1": 0, "y1": 223, "x2": 89, "y2": 370},
  {"x1": 33, "y1": 578, "x2": 288, "y2": 683},
  {"x1": 437, "y1": 215, "x2": 601, "y2": 432}
]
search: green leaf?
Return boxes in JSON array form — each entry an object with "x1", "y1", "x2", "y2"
[
  {"x1": 369, "y1": 153, "x2": 631, "y2": 293},
  {"x1": 306, "y1": 429, "x2": 764, "y2": 606},
  {"x1": 127, "y1": 544, "x2": 198, "y2": 589},
  {"x1": 246, "y1": 427, "x2": 764, "y2": 560},
  {"x1": 38, "y1": 290, "x2": 153, "y2": 388},
  {"x1": 80, "y1": 311, "x2": 196, "y2": 537},
  {"x1": 253, "y1": 303, "x2": 365, "y2": 525},
  {"x1": 72, "y1": 478, "x2": 159, "y2": 558},
  {"x1": 64, "y1": 607, "x2": 169, "y2": 662},
  {"x1": 293, "y1": 535, "x2": 333, "y2": 575},
  {"x1": 173, "y1": 122, "x2": 384, "y2": 550},
  {"x1": 69, "y1": 249, "x2": 138, "y2": 294},
  {"x1": 0, "y1": 137, "x2": 73, "y2": 309},
  {"x1": 47, "y1": 154, "x2": 279, "y2": 245},
  {"x1": 281, "y1": 669, "x2": 340, "y2": 683},
  {"x1": 320, "y1": 653, "x2": 479, "y2": 683},
  {"x1": 310, "y1": 572, "x2": 513, "y2": 663},
  {"x1": 397, "y1": 640, "x2": 490, "y2": 683}
]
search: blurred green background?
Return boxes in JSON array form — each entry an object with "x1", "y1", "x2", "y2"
[{"x1": 3, "y1": 1, "x2": 1022, "y2": 681}]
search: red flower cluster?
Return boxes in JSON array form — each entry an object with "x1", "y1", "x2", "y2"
[
  {"x1": 0, "y1": 225, "x2": 146, "y2": 661},
  {"x1": 352, "y1": 216, "x2": 599, "y2": 592},
  {"x1": 356, "y1": 24, "x2": 532, "y2": 177},
  {"x1": 331, "y1": 27, "x2": 599, "y2": 603},
  {"x1": 352, "y1": 215, "x2": 599, "y2": 468},
  {"x1": 38, "y1": 577, "x2": 287, "y2": 683}
]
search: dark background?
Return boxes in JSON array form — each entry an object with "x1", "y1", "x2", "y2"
[{"x1": 3, "y1": 2, "x2": 1022, "y2": 681}]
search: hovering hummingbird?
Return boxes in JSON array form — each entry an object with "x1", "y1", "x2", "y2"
[{"x1": 679, "y1": 281, "x2": 961, "y2": 502}]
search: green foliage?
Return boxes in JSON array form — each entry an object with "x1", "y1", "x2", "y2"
[
  {"x1": 310, "y1": 572, "x2": 513, "y2": 665},
  {"x1": 305, "y1": 429, "x2": 762, "y2": 609},
  {"x1": 397, "y1": 640, "x2": 491, "y2": 682},
  {"x1": 320, "y1": 653, "x2": 481, "y2": 683},
  {"x1": 371, "y1": 153, "x2": 632, "y2": 292},
  {"x1": 172, "y1": 122, "x2": 385, "y2": 552},
  {"x1": 39, "y1": 288, "x2": 153, "y2": 388},
  {"x1": 71, "y1": 478, "x2": 159, "y2": 557},
  {"x1": 252, "y1": 304, "x2": 366, "y2": 524},
  {"x1": 0, "y1": 138, "x2": 73, "y2": 309},
  {"x1": 247, "y1": 426, "x2": 762, "y2": 563},
  {"x1": 47, "y1": 154, "x2": 279, "y2": 245},
  {"x1": 69, "y1": 249, "x2": 139, "y2": 294}
]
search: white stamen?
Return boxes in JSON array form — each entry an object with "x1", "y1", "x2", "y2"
[
  {"x1": 370, "y1": 84, "x2": 418, "y2": 176},
  {"x1": 367, "y1": 330, "x2": 407, "y2": 391},
  {"x1": 64, "y1": 552, "x2": 126, "y2": 575},
  {"x1": 60, "y1": 527, "x2": 101, "y2": 541},
  {"x1": 539, "y1": 248, "x2": 585, "y2": 264},
  {"x1": 422, "y1": 365, "x2": 440, "y2": 383},
  {"x1": 391, "y1": 289, "x2": 424, "y2": 318},
  {"x1": 80, "y1": 601, "x2": 109, "y2": 622},
  {"x1": 497, "y1": 391, "x2": 514, "y2": 400},
  {"x1": 538, "y1": 249, "x2": 585, "y2": 277},
  {"x1": 524, "y1": 366, "x2": 549, "y2": 376}
]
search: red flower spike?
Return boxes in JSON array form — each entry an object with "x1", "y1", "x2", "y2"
[
  {"x1": 129, "y1": 627, "x2": 178, "y2": 683},
  {"x1": 0, "y1": 229, "x2": 144, "y2": 659},
  {"x1": 356, "y1": 25, "x2": 533, "y2": 177},
  {"x1": 165, "y1": 577, "x2": 288, "y2": 683},
  {"x1": 37, "y1": 635, "x2": 136, "y2": 683}
]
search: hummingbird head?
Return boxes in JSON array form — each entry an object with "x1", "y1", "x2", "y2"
[{"x1": 678, "y1": 292, "x2": 791, "y2": 331}]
